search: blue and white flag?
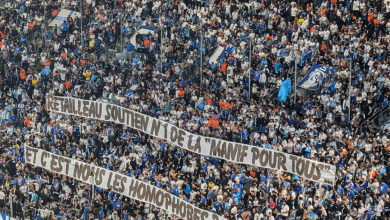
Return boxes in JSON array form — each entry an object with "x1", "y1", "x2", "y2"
[
  {"x1": 1, "y1": 213, "x2": 17, "y2": 220},
  {"x1": 205, "y1": 45, "x2": 227, "y2": 65},
  {"x1": 53, "y1": 66, "x2": 67, "y2": 73},
  {"x1": 49, "y1": 9, "x2": 80, "y2": 28},
  {"x1": 40, "y1": 66, "x2": 50, "y2": 76},
  {"x1": 278, "y1": 78, "x2": 292, "y2": 102},
  {"x1": 382, "y1": 122, "x2": 390, "y2": 131},
  {"x1": 297, "y1": 63, "x2": 333, "y2": 90},
  {"x1": 127, "y1": 26, "x2": 157, "y2": 52}
]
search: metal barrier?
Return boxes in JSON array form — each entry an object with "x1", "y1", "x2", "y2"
[
  {"x1": 359, "y1": 105, "x2": 390, "y2": 132},
  {"x1": 2, "y1": 5, "x2": 47, "y2": 40},
  {"x1": 179, "y1": 46, "x2": 217, "y2": 81},
  {"x1": 181, "y1": 58, "x2": 201, "y2": 81},
  {"x1": 2, "y1": 4, "x2": 215, "y2": 85},
  {"x1": 94, "y1": 24, "x2": 140, "y2": 62}
]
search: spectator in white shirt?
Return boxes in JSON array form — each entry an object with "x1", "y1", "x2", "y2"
[{"x1": 281, "y1": 200, "x2": 290, "y2": 217}]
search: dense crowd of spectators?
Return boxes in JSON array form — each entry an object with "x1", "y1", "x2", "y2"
[{"x1": 1, "y1": 0, "x2": 390, "y2": 220}]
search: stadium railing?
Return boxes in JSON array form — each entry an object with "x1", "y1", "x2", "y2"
[{"x1": 359, "y1": 105, "x2": 390, "y2": 132}]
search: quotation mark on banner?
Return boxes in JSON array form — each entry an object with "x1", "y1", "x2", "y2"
[
  {"x1": 322, "y1": 165, "x2": 331, "y2": 171},
  {"x1": 324, "y1": 179, "x2": 333, "y2": 185}
]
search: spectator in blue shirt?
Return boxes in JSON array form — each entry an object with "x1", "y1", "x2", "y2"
[{"x1": 379, "y1": 181, "x2": 388, "y2": 195}]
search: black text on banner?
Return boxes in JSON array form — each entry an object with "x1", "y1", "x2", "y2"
[
  {"x1": 24, "y1": 146, "x2": 225, "y2": 220},
  {"x1": 45, "y1": 95, "x2": 336, "y2": 185}
]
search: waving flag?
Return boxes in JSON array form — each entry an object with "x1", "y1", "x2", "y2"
[
  {"x1": 278, "y1": 78, "x2": 291, "y2": 102},
  {"x1": 40, "y1": 66, "x2": 50, "y2": 76},
  {"x1": 297, "y1": 63, "x2": 334, "y2": 90}
]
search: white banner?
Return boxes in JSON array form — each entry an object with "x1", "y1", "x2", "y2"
[
  {"x1": 24, "y1": 146, "x2": 224, "y2": 220},
  {"x1": 46, "y1": 95, "x2": 336, "y2": 185}
]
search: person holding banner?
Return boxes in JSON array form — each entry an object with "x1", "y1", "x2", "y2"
[{"x1": 3, "y1": 0, "x2": 390, "y2": 220}]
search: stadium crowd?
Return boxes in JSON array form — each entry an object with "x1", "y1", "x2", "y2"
[{"x1": 1, "y1": 0, "x2": 390, "y2": 220}]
